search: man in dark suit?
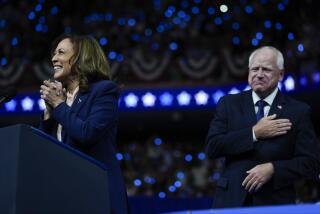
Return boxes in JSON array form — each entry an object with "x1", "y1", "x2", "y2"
[{"x1": 206, "y1": 46, "x2": 320, "y2": 208}]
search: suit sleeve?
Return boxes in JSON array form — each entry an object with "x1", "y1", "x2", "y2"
[
  {"x1": 205, "y1": 96, "x2": 255, "y2": 159},
  {"x1": 39, "y1": 114, "x2": 56, "y2": 135},
  {"x1": 51, "y1": 82, "x2": 118, "y2": 146},
  {"x1": 272, "y1": 106, "x2": 320, "y2": 189}
]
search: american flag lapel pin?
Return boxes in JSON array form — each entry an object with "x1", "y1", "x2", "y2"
[{"x1": 277, "y1": 105, "x2": 282, "y2": 109}]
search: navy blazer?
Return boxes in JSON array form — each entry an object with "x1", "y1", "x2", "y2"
[
  {"x1": 40, "y1": 80, "x2": 128, "y2": 214},
  {"x1": 206, "y1": 90, "x2": 320, "y2": 208}
]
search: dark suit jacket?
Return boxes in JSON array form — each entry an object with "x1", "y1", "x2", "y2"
[
  {"x1": 206, "y1": 89, "x2": 320, "y2": 208},
  {"x1": 40, "y1": 80, "x2": 128, "y2": 214}
]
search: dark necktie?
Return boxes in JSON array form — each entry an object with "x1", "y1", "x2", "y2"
[{"x1": 256, "y1": 100, "x2": 268, "y2": 121}]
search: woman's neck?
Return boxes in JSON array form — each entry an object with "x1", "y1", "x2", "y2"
[{"x1": 66, "y1": 79, "x2": 79, "y2": 94}]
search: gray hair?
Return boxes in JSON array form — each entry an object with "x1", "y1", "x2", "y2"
[{"x1": 248, "y1": 46, "x2": 284, "y2": 70}]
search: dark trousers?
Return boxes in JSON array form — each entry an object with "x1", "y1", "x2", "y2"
[{"x1": 243, "y1": 194, "x2": 253, "y2": 206}]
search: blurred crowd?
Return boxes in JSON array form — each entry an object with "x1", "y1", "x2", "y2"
[
  {"x1": 1, "y1": 0, "x2": 320, "y2": 87},
  {"x1": 118, "y1": 136, "x2": 320, "y2": 202},
  {"x1": 118, "y1": 136, "x2": 221, "y2": 197}
]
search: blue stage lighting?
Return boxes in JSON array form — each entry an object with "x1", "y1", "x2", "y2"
[
  {"x1": 28, "y1": 11, "x2": 36, "y2": 20},
  {"x1": 1, "y1": 57, "x2": 7, "y2": 66},
  {"x1": 168, "y1": 186, "x2": 176, "y2": 192},
  {"x1": 232, "y1": 36, "x2": 240, "y2": 45},
  {"x1": 277, "y1": 3, "x2": 285, "y2": 11},
  {"x1": 208, "y1": 7, "x2": 215, "y2": 15},
  {"x1": 256, "y1": 32, "x2": 263, "y2": 40},
  {"x1": 160, "y1": 92, "x2": 173, "y2": 106},
  {"x1": 198, "y1": 152, "x2": 206, "y2": 160},
  {"x1": 156, "y1": 24, "x2": 165, "y2": 33},
  {"x1": 284, "y1": 76, "x2": 295, "y2": 91},
  {"x1": 35, "y1": 24, "x2": 43, "y2": 32},
  {"x1": 108, "y1": 51, "x2": 117, "y2": 60},
  {"x1": 191, "y1": 6, "x2": 200, "y2": 14},
  {"x1": 142, "y1": 92, "x2": 156, "y2": 107},
  {"x1": 228, "y1": 87, "x2": 241, "y2": 94},
  {"x1": 194, "y1": 90, "x2": 209, "y2": 105},
  {"x1": 214, "y1": 17, "x2": 222, "y2": 25},
  {"x1": 169, "y1": 42, "x2": 178, "y2": 51},
  {"x1": 245, "y1": 6, "x2": 253, "y2": 14},
  {"x1": 116, "y1": 54, "x2": 124, "y2": 62},
  {"x1": 105, "y1": 13, "x2": 113, "y2": 21},
  {"x1": 38, "y1": 99, "x2": 45, "y2": 110},
  {"x1": 154, "y1": 138, "x2": 162, "y2": 146},
  {"x1": 312, "y1": 72, "x2": 320, "y2": 83},
  {"x1": 50, "y1": 6, "x2": 59, "y2": 15},
  {"x1": 297, "y1": 44, "x2": 304, "y2": 52},
  {"x1": 158, "y1": 192, "x2": 166, "y2": 198},
  {"x1": 35, "y1": 4, "x2": 42, "y2": 12},
  {"x1": 177, "y1": 91, "x2": 191, "y2": 106},
  {"x1": 144, "y1": 176, "x2": 156, "y2": 184},
  {"x1": 264, "y1": 20, "x2": 272, "y2": 29},
  {"x1": 4, "y1": 99, "x2": 17, "y2": 112},
  {"x1": 212, "y1": 90, "x2": 225, "y2": 104},
  {"x1": 128, "y1": 18, "x2": 136, "y2": 27},
  {"x1": 21, "y1": 97, "x2": 34, "y2": 111},
  {"x1": 251, "y1": 38, "x2": 259, "y2": 46},
  {"x1": 134, "y1": 179, "x2": 142, "y2": 187},
  {"x1": 185, "y1": 154, "x2": 193, "y2": 162},
  {"x1": 174, "y1": 181, "x2": 182, "y2": 188},
  {"x1": 99, "y1": 37, "x2": 108, "y2": 46},
  {"x1": 288, "y1": 32, "x2": 294, "y2": 40},
  {"x1": 117, "y1": 18, "x2": 126, "y2": 26},
  {"x1": 116, "y1": 153, "x2": 123, "y2": 160},
  {"x1": 176, "y1": 171, "x2": 185, "y2": 180},
  {"x1": 299, "y1": 76, "x2": 308, "y2": 86},
  {"x1": 124, "y1": 93, "x2": 139, "y2": 108},
  {"x1": 275, "y1": 22, "x2": 283, "y2": 30}
]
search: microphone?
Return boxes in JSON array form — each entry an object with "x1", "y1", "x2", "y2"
[{"x1": 0, "y1": 87, "x2": 17, "y2": 105}]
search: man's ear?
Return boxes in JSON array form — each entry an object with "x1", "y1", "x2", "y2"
[{"x1": 279, "y1": 69, "x2": 284, "y2": 81}]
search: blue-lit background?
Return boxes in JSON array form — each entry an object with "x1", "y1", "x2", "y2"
[
  {"x1": 1, "y1": 0, "x2": 320, "y2": 213},
  {"x1": 1, "y1": 0, "x2": 319, "y2": 88},
  {"x1": 1, "y1": 73, "x2": 319, "y2": 114}
]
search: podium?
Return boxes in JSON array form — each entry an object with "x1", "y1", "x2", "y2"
[{"x1": 0, "y1": 124, "x2": 110, "y2": 214}]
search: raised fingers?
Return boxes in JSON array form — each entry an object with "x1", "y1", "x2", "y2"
[
  {"x1": 272, "y1": 127, "x2": 291, "y2": 136},
  {"x1": 248, "y1": 180, "x2": 260, "y2": 192},
  {"x1": 43, "y1": 80, "x2": 57, "y2": 90},
  {"x1": 274, "y1": 118, "x2": 291, "y2": 124},
  {"x1": 254, "y1": 182, "x2": 263, "y2": 192}
]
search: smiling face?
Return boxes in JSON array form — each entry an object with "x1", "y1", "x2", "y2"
[
  {"x1": 248, "y1": 48, "x2": 284, "y2": 98},
  {"x1": 51, "y1": 38, "x2": 75, "y2": 83}
]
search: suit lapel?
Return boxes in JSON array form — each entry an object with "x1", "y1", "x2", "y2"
[
  {"x1": 70, "y1": 91, "x2": 89, "y2": 112},
  {"x1": 61, "y1": 91, "x2": 90, "y2": 143},
  {"x1": 268, "y1": 90, "x2": 286, "y2": 118},
  {"x1": 241, "y1": 90, "x2": 257, "y2": 126}
]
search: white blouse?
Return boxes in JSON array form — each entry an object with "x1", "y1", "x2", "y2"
[{"x1": 57, "y1": 86, "x2": 79, "y2": 141}]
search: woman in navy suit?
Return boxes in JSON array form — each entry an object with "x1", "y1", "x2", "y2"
[{"x1": 40, "y1": 34, "x2": 128, "y2": 214}]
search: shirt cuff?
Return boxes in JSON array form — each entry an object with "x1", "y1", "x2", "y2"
[{"x1": 252, "y1": 127, "x2": 258, "y2": 142}]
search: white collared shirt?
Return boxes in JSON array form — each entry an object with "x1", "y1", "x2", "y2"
[
  {"x1": 252, "y1": 88, "x2": 279, "y2": 141},
  {"x1": 57, "y1": 86, "x2": 79, "y2": 142},
  {"x1": 252, "y1": 87, "x2": 278, "y2": 116}
]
